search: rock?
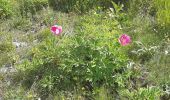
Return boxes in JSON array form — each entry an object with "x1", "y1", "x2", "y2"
[
  {"x1": 0, "y1": 64, "x2": 17, "y2": 74},
  {"x1": 12, "y1": 41, "x2": 27, "y2": 48},
  {"x1": 0, "y1": 67, "x2": 8, "y2": 73}
]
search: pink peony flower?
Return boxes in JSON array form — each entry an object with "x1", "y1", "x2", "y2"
[
  {"x1": 51, "y1": 25, "x2": 62, "y2": 35},
  {"x1": 119, "y1": 34, "x2": 131, "y2": 46}
]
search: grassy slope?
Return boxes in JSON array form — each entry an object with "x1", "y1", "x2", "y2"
[
  {"x1": 0, "y1": 7, "x2": 78, "y2": 98},
  {"x1": 0, "y1": 0, "x2": 170, "y2": 99}
]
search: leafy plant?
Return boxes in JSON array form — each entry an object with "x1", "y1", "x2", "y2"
[
  {"x1": 130, "y1": 41, "x2": 159, "y2": 62},
  {"x1": 0, "y1": 0, "x2": 13, "y2": 18},
  {"x1": 15, "y1": 9, "x2": 131, "y2": 98}
]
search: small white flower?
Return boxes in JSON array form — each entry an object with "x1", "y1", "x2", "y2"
[{"x1": 165, "y1": 50, "x2": 168, "y2": 55}]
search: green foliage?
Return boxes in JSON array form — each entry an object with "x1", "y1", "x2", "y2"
[
  {"x1": 0, "y1": 32, "x2": 14, "y2": 67},
  {"x1": 48, "y1": 0, "x2": 98, "y2": 13},
  {"x1": 11, "y1": 17, "x2": 32, "y2": 31},
  {"x1": 154, "y1": 0, "x2": 170, "y2": 27},
  {"x1": 122, "y1": 0, "x2": 167, "y2": 62},
  {"x1": 0, "y1": 0, "x2": 13, "y2": 18},
  {"x1": 15, "y1": 10, "x2": 131, "y2": 98},
  {"x1": 1, "y1": 0, "x2": 169, "y2": 99},
  {"x1": 128, "y1": 0, "x2": 154, "y2": 17},
  {"x1": 129, "y1": 41, "x2": 159, "y2": 62},
  {"x1": 147, "y1": 40, "x2": 170, "y2": 85},
  {"x1": 126, "y1": 0, "x2": 170, "y2": 98},
  {"x1": 4, "y1": 85, "x2": 41, "y2": 100},
  {"x1": 127, "y1": 0, "x2": 170, "y2": 37},
  {"x1": 94, "y1": 87, "x2": 114, "y2": 100},
  {"x1": 120, "y1": 87, "x2": 162, "y2": 100},
  {"x1": 17, "y1": 0, "x2": 48, "y2": 17},
  {"x1": 48, "y1": 0, "x2": 127, "y2": 13}
]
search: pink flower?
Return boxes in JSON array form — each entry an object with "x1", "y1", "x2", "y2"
[
  {"x1": 51, "y1": 25, "x2": 62, "y2": 35},
  {"x1": 119, "y1": 34, "x2": 131, "y2": 46}
]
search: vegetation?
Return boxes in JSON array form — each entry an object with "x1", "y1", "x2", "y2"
[
  {"x1": 0, "y1": 0, "x2": 14, "y2": 18},
  {"x1": 0, "y1": 0, "x2": 169, "y2": 99}
]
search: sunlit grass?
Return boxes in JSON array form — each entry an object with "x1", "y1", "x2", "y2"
[{"x1": 0, "y1": 0, "x2": 170, "y2": 99}]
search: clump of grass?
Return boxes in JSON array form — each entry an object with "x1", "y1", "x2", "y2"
[
  {"x1": 154, "y1": 0, "x2": 170, "y2": 28},
  {"x1": 148, "y1": 40, "x2": 170, "y2": 85},
  {"x1": 0, "y1": 32, "x2": 15, "y2": 67},
  {"x1": 17, "y1": 0, "x2": 48, "y2": 17}
]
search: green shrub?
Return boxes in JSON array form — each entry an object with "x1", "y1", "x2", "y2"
[{"x1": 15, "y1": 10, "x2": 131, "y2": 98}]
